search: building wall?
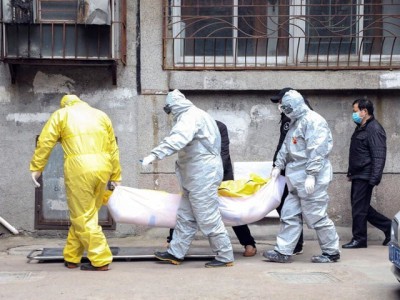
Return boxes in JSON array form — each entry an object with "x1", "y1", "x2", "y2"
[{"x1": 1, "y1": 1, "x2": 400, "y2": 236}]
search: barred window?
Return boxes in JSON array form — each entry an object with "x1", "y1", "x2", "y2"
[{"x1": 163, "y1": 0, "x2": 400, "y2": 70}]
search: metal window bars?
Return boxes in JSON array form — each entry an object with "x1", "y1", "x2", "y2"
[
  {"x1": 163, "y1": 0, "x2": 400, "y2": 70},
  {"x1": 0, "y1": 0, "x2": 126, "y2": 84}
]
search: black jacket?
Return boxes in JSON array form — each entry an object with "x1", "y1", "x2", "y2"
[
  {"x1": 347, "y1": 116, "x2": 386, "y2": 186},
  {"x1": 216, "y1": 120, "x2": 234, "y2": 181},
  {"x1": 272, "y1": 113, "x2": 291, "y2": 171}
]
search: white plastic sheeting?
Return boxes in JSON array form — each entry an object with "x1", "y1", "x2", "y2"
[
  {"x1": 107, "y1": 175, "x2": 285, "y2": 228},
  {"x1": 80, "y1": 0, "x2": 111, "y2": 25}
]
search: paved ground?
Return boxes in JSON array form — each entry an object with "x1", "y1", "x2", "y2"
[{"x1": 1, "y1": 226, "x2": 400, "y2": 300}]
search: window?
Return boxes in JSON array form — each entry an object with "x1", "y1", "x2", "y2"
[
  {"x1": 163, "y1": 0, "x2": 400, "y2": 70},
  {"x1": 1, "y1": 0, "x2": 126, "y2": 84},
  {"x1": 2, "y1": 0, "x2": 120, "y2": 59},
  {"x1": 38, "y1": 0, "x2": 78, "y2": 22}
]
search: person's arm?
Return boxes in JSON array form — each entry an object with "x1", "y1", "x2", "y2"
[
  {"x1": 368, "y1": 124, "x2": 386, "y2": 186},
  {"x1": 29, "y1": 111, "x2": 61, "y2": 172},
  {"x1": 304, "y1": 119, "x2": 332, "y2": 176},
  {"x1": 107, "y1": 117, "x2": 122, "y2": 182},
  {"x1": 217, "y1": 121, "x2": 230, "y2": 168},
  {"x1": 151, "y1": 112, "x2": 197, "y2": 160},
  {"x1": 273, "y1": 114, "x2": 290, "y2": 167}
]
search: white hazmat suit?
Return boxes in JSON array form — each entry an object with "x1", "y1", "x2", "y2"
[
  {"x1": 146, "y1": 90, "x2": 234, "y2": 263},
  {"x1": 273, "y1": 90, "x2": 340, "y2": 258}
]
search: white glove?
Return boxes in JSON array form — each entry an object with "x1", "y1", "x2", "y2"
[
  {"x1": 31, "y1": 171, "x2": 42, "y2": 188},
  {"x1": 305, "y1": 175, "x2": 315, "y2": 194},
  {"x1": 271, "y1": 167, "x2": 281, "y2": 180},
  {"x1": 141, "y1": 154, "x2": 156, "y2": 171},
  {"x1": 142, "y1": 154, "x2": 156, "y2": 166}
]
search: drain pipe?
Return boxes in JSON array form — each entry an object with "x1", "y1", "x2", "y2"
[{"x1": 0, "y1": 216, "x2": 19, "y2": 235}]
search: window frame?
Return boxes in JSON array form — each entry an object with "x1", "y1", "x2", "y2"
[{"x1": 166, "y1": 0, "x2": 400, "y2": 69}]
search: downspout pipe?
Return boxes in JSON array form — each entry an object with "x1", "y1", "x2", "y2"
[{"x1": 0, "y1": 216, "x2": 19, "y2": 235}]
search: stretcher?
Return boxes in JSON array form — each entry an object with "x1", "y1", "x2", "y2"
[{"x1": 27, "y1": 247, "x2": 215, "y2": 263}]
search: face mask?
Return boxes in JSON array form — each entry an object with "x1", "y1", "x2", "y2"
[
  {"x1": 278, "y1": 104, "x2": 283, "y2": 113},
  {"x1": 281, "y1": 104, "x2": 293, "y2": 116},
  {"x1": 352, "y1": 112, "x2": 362, "y2": 124},
  {"x1": 163, "y1": 104, "x2": 172, "y2": 114}
]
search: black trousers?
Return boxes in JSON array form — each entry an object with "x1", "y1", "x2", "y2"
[
  {"x1": 275, "y1": 184, "x2": 304, "y2": 250},
  {"x1": 167, "y1": 225, "x2": 256, "y2": 247},
  {"x1": 350, "y1": 179, "x2": 391, "y2": 243}
]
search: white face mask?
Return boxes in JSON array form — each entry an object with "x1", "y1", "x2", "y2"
[{"x1": 278, "y1": 104, "x2": 283, "y2": 113}]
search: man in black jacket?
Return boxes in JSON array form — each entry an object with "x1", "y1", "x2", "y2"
[
  {"x1": 167, "y1": 120, "x2": 257, "y2": 256},
  {"x1": 270, "y1": 87, "x2": 313, "y2": 255},
  {"x1": 342, "y1": 98, "x2": 391, "y2": 249}
]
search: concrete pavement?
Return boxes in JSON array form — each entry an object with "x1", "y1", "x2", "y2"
[{"x1": 1, "y1": 225, "x2": 400, "y2": 300}]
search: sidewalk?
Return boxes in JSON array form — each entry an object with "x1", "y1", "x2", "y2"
[{"x1": 0, "y1": 225, "x2": 398, "y2": 300}]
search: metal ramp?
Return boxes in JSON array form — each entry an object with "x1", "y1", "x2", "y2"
[{"x1": 27, "y1": 247, "x2": 215, "y2": 263}]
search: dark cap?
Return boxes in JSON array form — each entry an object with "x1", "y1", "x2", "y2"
[{"x1": 270, "y1": 87, "x2": 293, "y2": 103}]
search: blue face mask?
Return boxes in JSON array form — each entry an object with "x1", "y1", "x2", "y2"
[{"x1": 352, "y1": 112, "x2": 362, "y2": 124}]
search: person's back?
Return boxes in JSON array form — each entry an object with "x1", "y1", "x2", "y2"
[
  {"x1": 58, "y1": 101, "x2": 117, "y2": 173},
  {"x1": 174, "y1": 106, "x2": 221, "y2": 166}
]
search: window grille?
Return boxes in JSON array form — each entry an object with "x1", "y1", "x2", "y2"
[
  {"x1": 163, "y1": 0, "x2": 400, "y2": 70},
  {"x1": 0, "y1": 0, "x2": 126, "y2": 84}
]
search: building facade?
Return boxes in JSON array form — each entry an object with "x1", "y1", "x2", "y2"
[{"x1": 1, "y1": 0, "x2": 399, "y2": 236}]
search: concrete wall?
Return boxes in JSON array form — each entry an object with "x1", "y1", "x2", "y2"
[{"x1": 1, "y1": 1, "x2": 400, "y2": 237}]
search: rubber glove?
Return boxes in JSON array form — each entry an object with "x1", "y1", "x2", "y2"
[
  {"x1": 141, "y1": 154, "x2": 156, "y2": 171},
  {"x1": 142, "y1": 154, "x2": 156, "y2": 166},
  {"x1": 31, "y1": 171, "x2": 42, "y2": 188},
  {"x1": 305, "y1": 175, "x2": 315, "y2": 194},
  {"x1": 271, "y1": 167, "x2": 281, "y2": 180}
]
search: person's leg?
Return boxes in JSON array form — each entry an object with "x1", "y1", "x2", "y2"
[
  {"x1": 301, "y1": 183, "x2": 339, "y2": 256},
  {"x1": 232, "y1": 225, "x2": 256, "y2": 247},
  {"x1": 367, "y1": 205, "x2": 392, "y2": 238},
  {"x1": 276, "y1": 184, "x2": 304, "y2": 253},
  {"x1": 64, "y1": 171, "x2": 113, "y2": 268},
  {"x1": 350, "y1": 179, "x2": 371, "y2": 244},
  {"x1": 190, "y1": 185, "x2": 234, "y2": 263},
  {"x1": 63, "y1": 225, "x2": 85, "y2": 265},
  {"x1": 232, "y1": 224, "x2": 256, "y2": 256},
  {"x1": 167, "y1": 190, "x2": 198, "y2": 260},
  {"x1": 167, "y1": 228, "x2": 174, "y2": 243},
  {"x1": 274, "y1": 192, "x2": 303, "y2": 255}
]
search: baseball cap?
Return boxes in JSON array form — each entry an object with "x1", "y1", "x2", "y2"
[{"x1": 270, "y1": 87, "x2": 293, "y2": 103}]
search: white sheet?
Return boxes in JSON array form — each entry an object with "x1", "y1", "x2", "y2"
[{"x1": 107, "y1": 175, "x2": 285, "y2": 228}]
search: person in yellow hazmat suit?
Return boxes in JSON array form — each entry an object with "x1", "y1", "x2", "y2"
[{"x1": 30, "y1": 94, "x2": 122, "y2": 271}]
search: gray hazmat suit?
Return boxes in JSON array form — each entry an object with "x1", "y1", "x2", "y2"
[
  {"x1": 150, "y1": 90, "x2": 234, "y2": 263},
  {"x1": 274, "y1": 90, "x2": 340, "y2": 256}
]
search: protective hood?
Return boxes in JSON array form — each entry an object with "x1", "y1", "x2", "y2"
[
  {"x1": 165, "y1": 89, "x2": 193, "y2": 119},
  {"x1": 281, "y1": 90, "x2": 309, "y2": 120},
  {"x1": 60, "y1": 94, "x2": 84, "y2": 108}
]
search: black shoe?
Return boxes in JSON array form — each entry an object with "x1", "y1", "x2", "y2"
[
  {"x1": 342, "y1": 239, "x2": 367, "y2": 249},
  {"x1": 383, "y1": 227, "x2": 391, "y2": 246},
  {"x1": 383, "y1": 236, "x2": 391, "y2": 246},
  {"x1": 204, "y1": 259, "x2": 234, "y2": 268},
  {"x1": 80, "y1": 263, "x2": 109, "y2": 271},
  {"x1": 154, "y1": 251, "x2": 183, "y2": 265},
  {"x1": 311, "y1": 252, "x2": 340, "y2": 263}
]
